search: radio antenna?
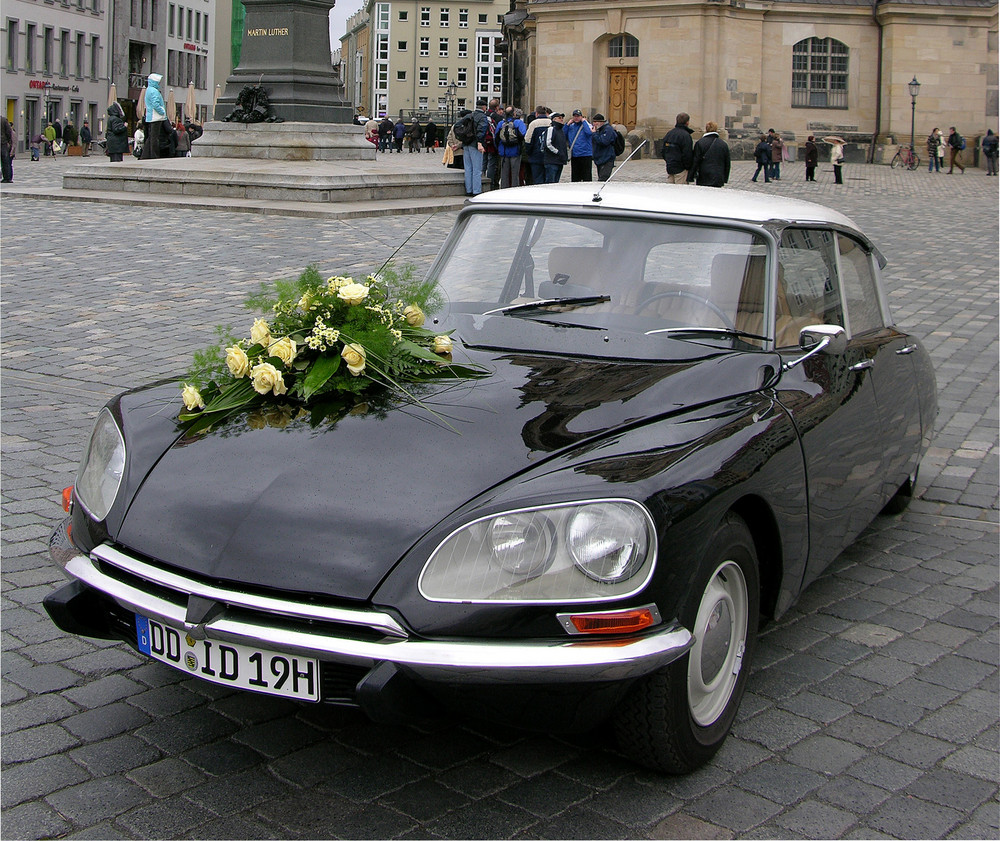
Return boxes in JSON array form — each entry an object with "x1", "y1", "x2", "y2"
[{"x1": 592, "y1": 138, "x2": 649, "y2": 203}]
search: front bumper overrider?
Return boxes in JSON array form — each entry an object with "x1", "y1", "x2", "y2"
[{"x1": 45, "y1": 521, "x2": 694, "y2": 687}]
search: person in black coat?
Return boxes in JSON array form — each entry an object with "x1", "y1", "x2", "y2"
[
  {"x1": 105, "y1": 103, "x2": 130, "y2": 162},
  {"x1": 687, "y1": 122, "x2": 731, "y2": 187},
  {"x1": 661, "y1": 112, "x2": 694, "y2": 183},
  {"x1": 804, "y1": 135, "x2": 818, "y2": 181},
  {"x1": 542, "y1": 113, "x2": 569, "y2": 183},
  {"x1": 751, "y1": 134, "x2": 771, "y2": 183}
]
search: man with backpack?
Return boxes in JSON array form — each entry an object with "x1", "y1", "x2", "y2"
[
  {"x1": 522, "y1": 106, "x2": 552, "y2": 186},
  {"x1": 454, "y1": 98, "x2": 492, "y2": 196},
  {"x1": 496, "y1": 106, "x2": 527, "y2": 189},
  {"x1": 591, "y1": 114, "x2": 619, "y2": 181},
  {"x1": 947, "y1": 126, "x2": 966, "y2": 173}
]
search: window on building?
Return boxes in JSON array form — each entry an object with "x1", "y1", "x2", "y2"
[
  {"x1": 151, "y1": 0, "x2": 158, "y2": 30},
  {"x1": 43, "y1": 27, "x2": 54, "y2": 73},
  {"x1": 608, "y1": 34, "x2": 638, "y2": 58},
  {"x1": 60, "y1": 29, "x2": 69, "y2": 75},
  {"x1": 376, "y1": 33, "x2": 388, "y2": 60},
  {"x1": 141, "y1": 0, "x2": 148, "y2": 30},
  {"x1": 195, "y1": 11, "x2": 200, "y2": 41},
  {"x1": 398, "y1": 9, "x2": 407, "y2": 19},
  {"x1": 169, "y1": 3, "x2": 175, "y2": 35},
  {"x1": 439, "y1": 38, "x2": 448, "y2": 56},
  {"x1": 376, "y1": 65, "x2": 388, "y2": 90},
  {"x1": 792, "y1": 37, "x2": 848, "y2": 108},
  {"x1": 419, "y1": 66, "x2": 428, "y2": 86},
  {"x1": 457, "y1": 67, "x2": 467, "y2": 87},
  {"x1": 478, "y1": 14, "x2": 487, "y2": 24},
  {"x1": 440, "y1": 8, "x2": 449, "y2": 26},
  {"x1": 377, "y1": 2, "x2": 389, "y2": 28},
  {"x1": 397, "y1": 70, "x2": 406, "y2": 80},
  {"x1": 90, "y1": 34, "x2": 99, "y2": 78},
  {"x1": 398, "y1": 40, "x2": 406, "y2": 51},
  {"x1": 418, "y1": 96, "x2": 428, "y2": 111},
  {"x1": 438, "y1": 66, "x2": 448, "y2": 86},
  {"x1": 75, "y1": 32, "x2": 84, "y2": 76},
  {"x1": 459, "y1": 8, "x2": 468, "y2": 27},
  {"x1": 203, "y1": 14, "x2": 208, "y2": 43},
  {"x1": 420, "y1": 7, "x2": 430, "y2": 26},
  {"x1": 458, "y1": 38, "x2": 467, "y2": 57},
  {"x1": 6, "y1": 20, "x2": 18, "y2": 71},
  {"x1": 25, "y1": 23, "x2": 35, "y2": 71},
  {"x1": 420, "y1": 37, "x2": 429, "y2": 56}
]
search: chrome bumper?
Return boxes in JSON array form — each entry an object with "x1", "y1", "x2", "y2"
[{"x1": 56, "y1": 537, "x2": 693, "y2": 685}]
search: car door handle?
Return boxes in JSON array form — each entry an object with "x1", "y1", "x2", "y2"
[
  {"x1": 850, "y1": 359, "x2": 875, "y2": 371},
  {"x1": 895, "y1": 345, "x2": 917, "y2": 355}
]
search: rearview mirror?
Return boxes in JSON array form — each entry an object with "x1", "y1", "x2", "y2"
[{"x1": 782, "y1": 324, "x2": 847, "y2": 371}]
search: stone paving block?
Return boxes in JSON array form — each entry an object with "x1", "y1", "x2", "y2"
[
  {"x1": 1, "y1": 800, "x2": 74, "y2": 840},
  {"x1": 904, "y1": 766, "x2": 997, "y2": 813},
  {"x1": 0, "y1": 692, "x2": 77, "y2": 734},
  {"x1": 773, "y1": 800, "x2": 858, "y2": 839},
  {"x1": 0, "y1": 753, "x2": 91, "y2": 809},
  {"x1": 126, "y1": 756, "x2": 205, "y2": 798},
  {"x1": 583, "y1": 777, "x2": 682, "y2": 825},
  {"x1": 688, "y1": 787, "x2": 783, "y2": 833},
  {"x1": 814, "y1": 774, "x2": 891, "y2": 813},
  {"x1": 379, "y1": 777, "x2": 474, "y2": 822},
  {"x1": 68, "y1": 734, "x2": 161, "y2": 777},
  {"x1": 62, "y1": 702, "x2": 152, "y2": 743},
  {"x1": 3, "y1": 722, "x2": 79, "y2": 763},
  {"x1": 115, "y1": 798, "x2": 218, "y2": 838},
  {"x1": 44, "y1": 775, "x2": 152, "y2": 824},
  {"x1": 734, "y1": 757, "x2": 827, "y2": 802},
  {"x1": 649, "y1": 812, "x2": 734, "y2": 839},
  {"x1": 783, "y1": 734, "x2": 867, "y2": 775},
  {"x1": 846, "y1": 755, "x2": 924, "y2": 791},
  {"x1": 864, "y1": 793, "x2": 964, "y2": 839},
  {"x1": 423, "y1": 799, "x2": 539, "y2": 840}
]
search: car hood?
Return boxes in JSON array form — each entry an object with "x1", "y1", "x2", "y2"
[{"x1": 113, "y1": 346, "x2": 777, "y2": 602}]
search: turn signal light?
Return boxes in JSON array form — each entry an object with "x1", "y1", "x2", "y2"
[
  {"x1": 61, "y1": 486, "x2": 74, "y2": 513},
  {"x1": 565, "y1": 606, "x2": 658, "y2": 635}
]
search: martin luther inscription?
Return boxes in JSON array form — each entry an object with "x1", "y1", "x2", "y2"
[{"x1": 246, "y1": 27, "x2": 290, "y2": 36}]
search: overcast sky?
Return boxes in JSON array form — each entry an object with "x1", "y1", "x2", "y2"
[{"x1": 329, "y1": 0, "x2": 365, "y2": 53}]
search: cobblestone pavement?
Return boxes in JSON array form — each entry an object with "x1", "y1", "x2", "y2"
[{"x1": 2, "y1": 155, "x2": 997, "y2": 840}]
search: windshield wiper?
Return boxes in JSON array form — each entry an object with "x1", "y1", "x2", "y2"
[
  {"x1": 644, "y1": 326, "x2": 770, "y2": 342},
  {"x1": 484, "y1": 295, "x2": 612, "y2": 317}
]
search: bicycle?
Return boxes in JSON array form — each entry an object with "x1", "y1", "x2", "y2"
[{"x1": 890, "y1": 144, "x2": 920, "y2": 170}]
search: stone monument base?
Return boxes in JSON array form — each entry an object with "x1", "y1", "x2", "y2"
[{"x1": 193, "y1": 121, "x2": 374, "y2": 161}]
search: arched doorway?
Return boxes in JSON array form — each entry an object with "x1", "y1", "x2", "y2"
[{"x1": 606, "y1": 34, "x2": 638, "y2": 130}]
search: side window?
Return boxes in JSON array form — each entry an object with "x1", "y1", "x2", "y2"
[
  {"x1": 777, "y1": 228, "x2": 844, "y2": 347},
  {"x1": 837, "y1": 234, "x2": 884, "y2": 335}
]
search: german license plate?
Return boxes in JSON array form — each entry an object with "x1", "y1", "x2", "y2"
[{"x1": 135, "y1": 614, "x2": 320, "y2": 701}]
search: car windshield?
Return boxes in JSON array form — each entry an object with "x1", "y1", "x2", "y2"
[{"x1": 429, "y1": 211, "x2": 773, "y2": 348}]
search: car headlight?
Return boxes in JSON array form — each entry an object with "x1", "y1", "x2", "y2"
[
  {"x1": 75, "y1": 408, "x2": 126, "y2": 521},
  {"x1": 419, "y1": 499, "x2": 656, "y2": 603}
]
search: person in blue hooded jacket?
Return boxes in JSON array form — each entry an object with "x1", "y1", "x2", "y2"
[
  {"x1": 142, "y1": 73, "x2": 168, "y2": 159},
  {"x1": 563, "y1": 109, "x2": 593, "y2": 182},
  {"x1": 590, "y1": 114, "x2": 618, "y2": 182}
]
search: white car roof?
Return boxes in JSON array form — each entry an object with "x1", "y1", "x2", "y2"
[{"x1": 467, "y1": 182, "x2": 866, "y2": 238}]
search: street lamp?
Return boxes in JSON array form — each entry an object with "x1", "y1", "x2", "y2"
[
  {"x1": 445, "y1": 80, "x2": 457, "y2": 127},
  {"x1": 907, "y1": 75, "x2": 920, "y2": 155}
]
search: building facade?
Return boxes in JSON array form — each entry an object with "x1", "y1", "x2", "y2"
[
  {"x1": 362, "y1": 0, "x2": 508, "y2": 120},
  {"x1": 505, "y1": 0, "x2": 998, "y2": 152},
  {"x1": 339, "y1": 6, "x2": 371, "y2": 116},
  {"x1": 1, "y1": 0, "x2": 222, "y2": 153},
  {"x1": 2, "y1": 0, "x2": 108, "y2": 153}
]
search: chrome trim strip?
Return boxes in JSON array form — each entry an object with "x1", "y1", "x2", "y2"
[
  {"x1": 89, "y1": 544, "x2": 409, "y2": 639},
  {"x1": 66, "y1": 554, "x2": 693, "y2": 684}
]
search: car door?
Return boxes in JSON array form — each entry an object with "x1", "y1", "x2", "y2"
[
  {"x1": 835, "y1": 233, "x2": 924, "y2": 503},
  {"x1": 772, "y1": 228, "x2": 887, "y2": 585}
]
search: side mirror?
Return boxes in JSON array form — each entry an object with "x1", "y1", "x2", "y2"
[{"x1": 782, "y1": 324, "x2": 847, "y2": 371}]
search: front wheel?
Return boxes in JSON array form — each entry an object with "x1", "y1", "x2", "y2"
[
  {"x1": 614, "y1": 513, "x2": 760, "y2": 773},
  {"x1": 890, "y1": 153, "x2": 903, "y2": 169}
]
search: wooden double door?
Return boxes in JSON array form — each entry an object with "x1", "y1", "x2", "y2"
[{"x1": 608, "y1": 67, "x2": 637, "y2": 130}]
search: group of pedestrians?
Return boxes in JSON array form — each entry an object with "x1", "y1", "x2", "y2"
[
  {"x1": 366, "y1": 116, "x2": 438, "y2": 154},
  {"x1": 441, "y1": 98, "x2": 626, "y2": 197}
]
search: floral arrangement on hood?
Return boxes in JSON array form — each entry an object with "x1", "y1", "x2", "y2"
[{"x1": 180, "y1": 264, "x2": 485, "y2": 431}]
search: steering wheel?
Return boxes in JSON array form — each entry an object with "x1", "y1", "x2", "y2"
[{"x1": 636, "y1": 290, "x2": 736, "y2": 331}]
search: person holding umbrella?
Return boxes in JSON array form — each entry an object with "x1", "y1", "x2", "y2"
[{"x1": 825, "y1": 136, "x2": 846, "y2": 184}]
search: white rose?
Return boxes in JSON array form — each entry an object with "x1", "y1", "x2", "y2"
[
  {"x1": 403, "y1": 304, "x2": 425, "y2": 327},
  {"x1": 225, "y1": 345, "x2": 250, "y2": 378},
  {"x1": 250, "y1": 362, "x2": 287, "y2": 396},
  {"x1": 432, "y1": 335, "x2": 453, "y2": 354},
  {"x1": 269, "y1": 336, "x2": 297, "y2": 367},
  {"x1": 250, "y1": 318, "x2": 271, "y2": 349},
  {"x1": 337, "y1": 283, "x2": 370, "y2": 306},
  {"x1": 341, "y1": 343, "x2": 367, "y2": 376},
  {"x1": 181, "y1": 383, "x2": 205, "y2": 411}
]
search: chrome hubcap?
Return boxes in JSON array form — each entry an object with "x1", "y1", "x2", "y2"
[{"x1": 687, "y1": 560, "x2": 748, "y2": 727}]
